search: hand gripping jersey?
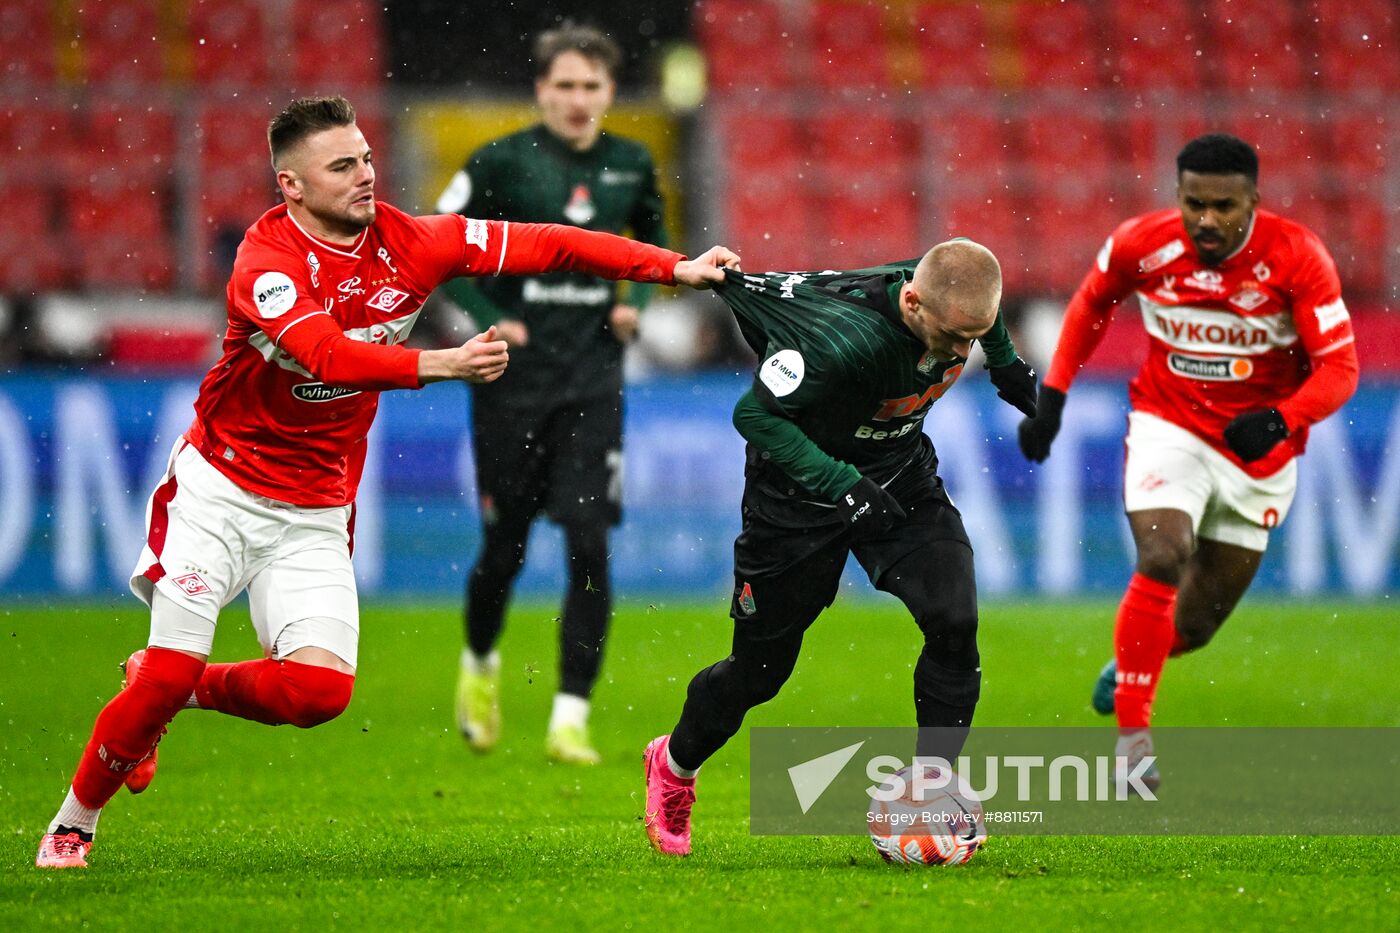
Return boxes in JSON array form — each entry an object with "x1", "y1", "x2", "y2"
[
  {"x1": 189, "y1": 202, "x2": 681, "y2": 506},
  {"x1": 1046, "y1": 208, "x2": 1359, "y2": 478}
]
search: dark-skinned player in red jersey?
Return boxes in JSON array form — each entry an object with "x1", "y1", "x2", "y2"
[
  {"x1": 1017, "y1": 134, "x2": 1358, "y2": 789},
  {"x1": 35, "y1": 95, "x2": 739, "y2": 869}
]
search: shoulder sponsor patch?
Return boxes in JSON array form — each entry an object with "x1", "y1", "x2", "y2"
[
  {"x1": 252, "y1": 271, "x2": 297, "y2": 318},
  {"x1": 464, "y1": 217, "x2": 489, "y2": 251},
  {"x1": 1139, "y1": 239, "x2": 1185, "y2": 274},
  {"x1": 760, "y1": 349, "x2": 805, "y2": 397},
  {"x1": 1314, "y1": 297, "x2": 1350, "y2": 333}
]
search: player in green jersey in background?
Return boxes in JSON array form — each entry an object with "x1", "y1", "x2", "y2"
[
  {"x1": 436, "y1": 25, "x2": 666, "y2": 764},
  {"x1": 640, "y1": 240, "x2": 1038, "y2": 855}
]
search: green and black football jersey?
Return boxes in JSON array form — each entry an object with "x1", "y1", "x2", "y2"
[
  {"x1": 438, "y1": 124, "x2": 665, "y2": 401},
  {"x1": 716, "y1": 263, "x2": 1018, "y2": 503}
]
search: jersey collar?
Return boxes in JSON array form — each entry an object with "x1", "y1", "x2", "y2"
[{"x1": 286, "y1": 208, "x2": 369, "y2": 258}]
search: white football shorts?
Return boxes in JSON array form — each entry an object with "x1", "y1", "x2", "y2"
[
  {"x1": 1122, "y1": 411, "x2": 1297, "y2": 553},
  {"x1": 130, "y1": 440, "x2": 360, "y2": 667}
]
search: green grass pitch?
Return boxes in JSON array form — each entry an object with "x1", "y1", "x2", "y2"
[{"x1": 2, "y1": 596, "x2": 1396, "y2": 931}]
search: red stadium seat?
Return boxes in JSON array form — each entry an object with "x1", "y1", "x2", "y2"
[
  {"x1": 1329, "y1": 114, "x2": 1390, "y2": 179},
  {"x1": 910, "y1": 2, "x2": 993, "y2": 90},
  {"x1": 1026, "y1": 183, "x2": 1126, "y2": 294},
  {"x1": 722, "y1": 108, "x2": 810, "y2": 177},
  {"x1": 193, "y1": 105, "x2": 280, "y2": 288},
  {"x1": 812, "y1": 181, "x2": 919, "y2": 266},
  {"x1": 1220, "y1": 105, "x2": 1326, "y2": 183},
  {"x1": 1104, "y1": 0, "x2": 1206, "y2": 92},
  {"x1": 693, "y1": 0, "x2": 796, "y2": 92},
  {"x1": 1020, "y1": 112, "x2": 1113, "y2": 186},
  {"x1": 73, "y1": 233, "x2": 176, "y2": 292},
  {"x1": 805, "y1": 1, "x2": 891, "y2": 91},
  {"x1": 68, "y1": 99, "x2": 178, "y2": 186},
  {"x1": 1116, "y1": 109, "x2": 1212, "y2": 206},
  {"x1": 0, "y1": 104, "x2": 72, "y2": 185},
  {"x1": 0, "y1": 0, "x2": 55, "y2": 82},
  {"x1": 290, "y1": 0, "x2": 385, "y2": 89},
  {"x1": 1012, "y1": 0, "x2": 1105, "y2": 90},
  {"x1": 188, "y1": 0, "x2": 271, "y2": 87},
  {"x1": 1339, "y1": 198, "x2": 1389, "y2": 294},
  {"x1": 65, "y1": 176, "x2": 168, "y2": 240},
  {"x1": 931, "y1": 109, "x2": 1017, "y2": 179},
  {"x1": 808, "y1": 109, "x2": 914, "y2": 178},
  {"x1": 937, "y1": 188, "x2": 1030, "y2": 274},
  {"x1": 77, "y1": 0, "x2": 165, "y2": 85},
  {"x1": 726, "y1": 175, "x2": 815, "y2": 272},
  {"x1": 1309, "y1": 0, "x2": 1400, "y2": 93},
  {"x1": 1205, "y1": 0, "x2": 1307, "y2": 91},
  {"x1": 0, "y1": 183, "x2": 64, "y2": 290}
]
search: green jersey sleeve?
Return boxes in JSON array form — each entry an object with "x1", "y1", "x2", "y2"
[
  {"x1": 978, "y1": 307, "x2": 1018, "y2": 368},
  {"x1": 732, "y1": 389, "x2": 860, "y2": 501}
]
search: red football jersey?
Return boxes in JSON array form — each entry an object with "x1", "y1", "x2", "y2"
[
  {"x1": 189, "y1": 202, "x2": 680, "y2": 506},
  {"x1": 1047, "y1": 208, "x2": 1357, "y2": 478}
]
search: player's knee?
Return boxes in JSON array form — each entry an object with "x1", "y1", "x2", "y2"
[
  {"x1": 279, "y1": 661, "x2": 355, "y2": 728},
  {"x1": 915, "y1": 651, "x2": 981, "y2": 706},
  {"x1": 564, "y1": 524, "x2": 609, "y2": 567},
  {"x1": 1135, "y1": 534, "x2": 1193, "y2": 582},
  {"x1": 135, "y1": 647, "x2": 207, "y2": 700},
  {"x1": 1173, "y1": 612, "x2": 1220, "y2": 652}
]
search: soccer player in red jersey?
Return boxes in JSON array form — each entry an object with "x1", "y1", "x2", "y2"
[
  {"x1": 1016, "y1": 134, "x2": 1359, "y2": 787},
  {"x1": 36, "y1": 96, "x2": 738, "y2": 869}
]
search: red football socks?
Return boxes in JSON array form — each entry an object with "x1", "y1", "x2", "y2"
[
  {"x1": 71, "y1": 648, "x2": 205, "y2": 809},
  {"x1": 1112, "y1": 573, "x2": 1178, "y2": 730},
  {"x1": 195, "y1": 658, "x2": 354, "y2": 728}
]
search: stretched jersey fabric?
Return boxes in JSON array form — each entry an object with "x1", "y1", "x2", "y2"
[
  {"x1": 438, "y1": 125, "x2": 666, "y2": 401},
  {"x1": 1046, "y1": 208, "x2": 1359, "y2": 478},
  {"x1": 715, "y1": 263, "x2": 1017, "y2": 502},
  {"x1": 191, "y1": 202, "x2": 682, "y2": 507}
]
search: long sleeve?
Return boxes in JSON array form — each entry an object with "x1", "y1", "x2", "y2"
[
  {"x1": 498, "y1": 222, "x2": 683, "y2": 285},
  {"x1": 977, "y1": 307, "x2": 1019, "y2": 367},
  {"x1": 733, "y1": 389, "x2": 859, "y2": 502},
  {"x1": 1044, "y1": 229, "x2": 1138, "y2": 392},
  {"x1": 1277, "y1": 341, "x2": 1359, "y2": 430},
  {"x1": 277, "y1": 312, "x2": 421, "y2": 390}
]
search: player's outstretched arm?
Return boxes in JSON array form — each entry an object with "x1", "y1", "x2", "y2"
[
  {"x1": 417, "y1": 325, "x2": 510, "y2": 385},
  {"x1": 674, "y1": 246, "x2": 742, "y2": 289}
]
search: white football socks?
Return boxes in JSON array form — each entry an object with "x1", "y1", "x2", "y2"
[
  {"x1": 548, "y1": 693, "x2": 590, "y2": 733},
  {"x1": 48, "y1": 788, "x2": 101, "y2": 835},
  {"x1": 461, "y1": 648, "x2": 500, "y2": 676},
  {"x1": 666, "y1": 746, "x2": 699, "y2": 780}
]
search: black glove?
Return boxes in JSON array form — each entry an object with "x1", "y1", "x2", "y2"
[
  {"x1": 1223, "y1": 408, "x2": 1289, "y2": 462},
  {"x1": 1017, "y1": 385, "x2": 1066, "y2": 463},
  {"x1": 836, "y1": 476, "x2": 905, "y2": 541},
  {"x1": 988, "y1": 357, "x2": 1037, "y2": 418}
]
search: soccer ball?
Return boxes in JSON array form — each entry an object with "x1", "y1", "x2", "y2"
[{"x1": 867, "y1": 764, "x2": 987, "y2": 866}]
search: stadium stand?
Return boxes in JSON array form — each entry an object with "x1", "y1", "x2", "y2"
[
  {"x1": 0, "y1": 0, "x2": 1393, "y2": 373},
  {"x1": 697, "y1": 0, "x2": 1395, "y2": 311},
  {"x1": 909, "y1": 2, "x2": 994, "y2": 91}
]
